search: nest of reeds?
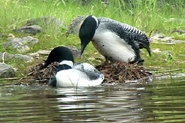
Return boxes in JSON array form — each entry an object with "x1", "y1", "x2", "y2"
[
  {"x1": 26, "y1": 62, "x2": 58, "y2": 84},
  {"x1": 26, "y1": 61, "x2": 152, "y2": 85},
  {"x1": 96, "y1": 62, "x2": 152, "y2": 84}
]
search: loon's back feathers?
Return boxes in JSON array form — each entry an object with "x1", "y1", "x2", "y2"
[
  {"x1": 98, "y1": 17, "x2": 145, "y2": 36},
  {"x1": 98, "y1": 17, "x2": 151, "y2": 56},
  {"x1": 73, "y1": 63, "x2": 103, "y2": 80}
]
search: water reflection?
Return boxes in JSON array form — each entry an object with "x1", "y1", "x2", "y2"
[
  {"x1": 54, "y1": 86, "x2": 146, "y2": 122},
  {"x1": 0, "y1": 77, "x2": 185, "y2": 122},
  {"x1": 143, "y1": 77, "x2": 185, "y2": 122}
]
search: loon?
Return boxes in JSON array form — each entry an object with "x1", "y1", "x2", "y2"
[
  {"x1": 79, "y1": 15, "x2": 151, "y2": 64},
  {"x1": 40, "y1": 46, "x2": 104, "y2": 87}
]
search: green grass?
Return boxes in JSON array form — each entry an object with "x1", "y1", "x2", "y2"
[{"x1": 0, "y1": 0, "x2": 185, "y2": 77}]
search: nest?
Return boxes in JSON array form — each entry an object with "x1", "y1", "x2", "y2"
[
  {"x1": 96, "y1": 62, "x2": 152, "y2": 84},
  {"x1": 26, "y1": 62, "x2": 58, "y2": 84},
  {"x1": 26, "y1": 61, "x2": 152, "y2": 85}
]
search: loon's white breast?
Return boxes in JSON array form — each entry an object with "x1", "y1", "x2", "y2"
[{"x1": 92, "y1": 30, "x2": 136, "y2": 62}]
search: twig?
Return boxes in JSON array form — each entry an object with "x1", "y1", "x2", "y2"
[
  {"x1": 0, "y1": 77, "x2": 25, "y2": 81},
  {"x1": 2, "y1": 52, "x2": 6, "y2": 63}
]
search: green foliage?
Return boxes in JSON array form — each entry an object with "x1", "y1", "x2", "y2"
[{"x1": 1, "y1": 0, "x2": 185, "y2": 34}]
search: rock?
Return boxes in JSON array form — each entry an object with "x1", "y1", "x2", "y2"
[
  {"x1": 14, "y1": 36, "x2": 38, "y2": 45},
  {"x1": 72, "y1": 0, "x2": 109, "y2": 6},
  {"x1": 150, "y1": 33, "x2": 185, "y2": 44},
  {"x1": 28, "y1": 50, "x2": 51, "y2": 58},
  {"x1": 0, "y1": 33, "x2": 6, "y2": 38},
  {"x1": 0, "y1": 52, "x2": 34, "y2": 63},
  {"x1": 4, "y1": 36, "x2": 39, "y2": 53},
  {"x1": 0, "y1": 63, "x2": 15, "y2": 78},
  {"x1": 149, "y1": 33, "x2": 165, "y2": 42},
  {"x1": 36, "y1": 50, "x2": 51, "y2": 55},
  {"x1": 29, "y1": 46, "x2": 80, "y2": 59},
  {"x1": 13, "y1": 25, "x2": 42, "y2": 35},
  {"x1": 28, "y1": 52, "x2": 40, "y2": 58},
  {"x1": 67, "y1": 46, "x2": 81, "y2": 58},
  {"x1": 172, "y1": 29, "x2": 185, "y2": 35},
  {"x1": 4, "y1": 41, "x2": 30, "y2": 53},
  {"x1": 152, "y1": 48, "x2": 162, "y2": 53},
  {"x1": 67, "y1": 15, "x2": 88, "y2": 35},
  {"x1": 0, "y1": 33, "x2": 15, "y2": 38},
  {"x1": 25, "y1": 16, "x2": 67, "y2": 34}
]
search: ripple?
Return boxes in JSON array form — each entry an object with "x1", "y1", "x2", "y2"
[{"x1": 0, "y1": 78, "x2": 185, "y2": 122}]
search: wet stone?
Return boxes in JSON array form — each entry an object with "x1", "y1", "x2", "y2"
[
  {"x1": 25, "y1": 16, "x2": 67, "y2": 34},
  {"x1": 67, "y1": 15, "x2": 88, "y2": 35},
  {"x1": 4, "y1": 36, "x2": 39, "y2": 53},
  {"x1": 67, "y1": 46, "x2": 81, "y2": 58},
  {"x1": 0, "y1": 52, "x2": 34, "y2": 63},
  {"x1": 150, "y1": 33, "x2": 185, "y2": 44},
  {"x1": 29, "y1": 46, "x2": 80, "y2": 59},
  {"x1": 13, "y1": 16, "x2": 67, "y2": 35},
  {"x1": 172, "y1": 29, "x2": 185, "y2": 35},
  {"x1": 13, "y1": 25, "x2": 42, "y2": 35},
  {"x1": 0, "y1": 63, "x2": 15, "y2": 78}
]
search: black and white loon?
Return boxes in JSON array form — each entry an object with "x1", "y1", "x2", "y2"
[
  {"x1": 40, "y1": 46, "x2": 104, "y2": 87},
  {"x1": 79, "y1": 15, "x2": 151, "y2": 64}
]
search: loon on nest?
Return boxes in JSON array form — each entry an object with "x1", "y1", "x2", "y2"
[{"x1": 40, "y1": 46, "x2": 104, "y2": 87}]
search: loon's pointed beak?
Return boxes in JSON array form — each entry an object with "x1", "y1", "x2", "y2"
[
  {"x1": 141, "y1": 43, "x2": 151, "y2": 56},
  {"x1": 80, "y1": 44, "x2": 85, "y2": 56},
  {"x1": 80, "y1": 38, "x2": 91, "y2": 56},
  {"x1": 146, "y1": 46, "x2": 151, "y2": 56}
]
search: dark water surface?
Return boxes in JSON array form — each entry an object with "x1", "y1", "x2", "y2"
[{"x1": 0, "y1": 77, "x2": 185, "y2": 123}]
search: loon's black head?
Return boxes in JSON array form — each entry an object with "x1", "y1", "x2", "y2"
[
  {"x1": 79, "y1": 15, "x2": 99, "y2": 55},
  {"x1": 40, "y1": 46, "x2": 74, "y2": 69}
]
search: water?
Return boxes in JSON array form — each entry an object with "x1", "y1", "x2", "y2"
[{"x1": 0, "y1": 77, "x2": 185, "y2": 123}]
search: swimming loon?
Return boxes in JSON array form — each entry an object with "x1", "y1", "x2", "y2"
[
  {"x1": 41, "y1": 46, "x2": 104, "y2": 87},
  {"x1": 79, "y1": 15, "x2": 151, "y2": 64}
]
